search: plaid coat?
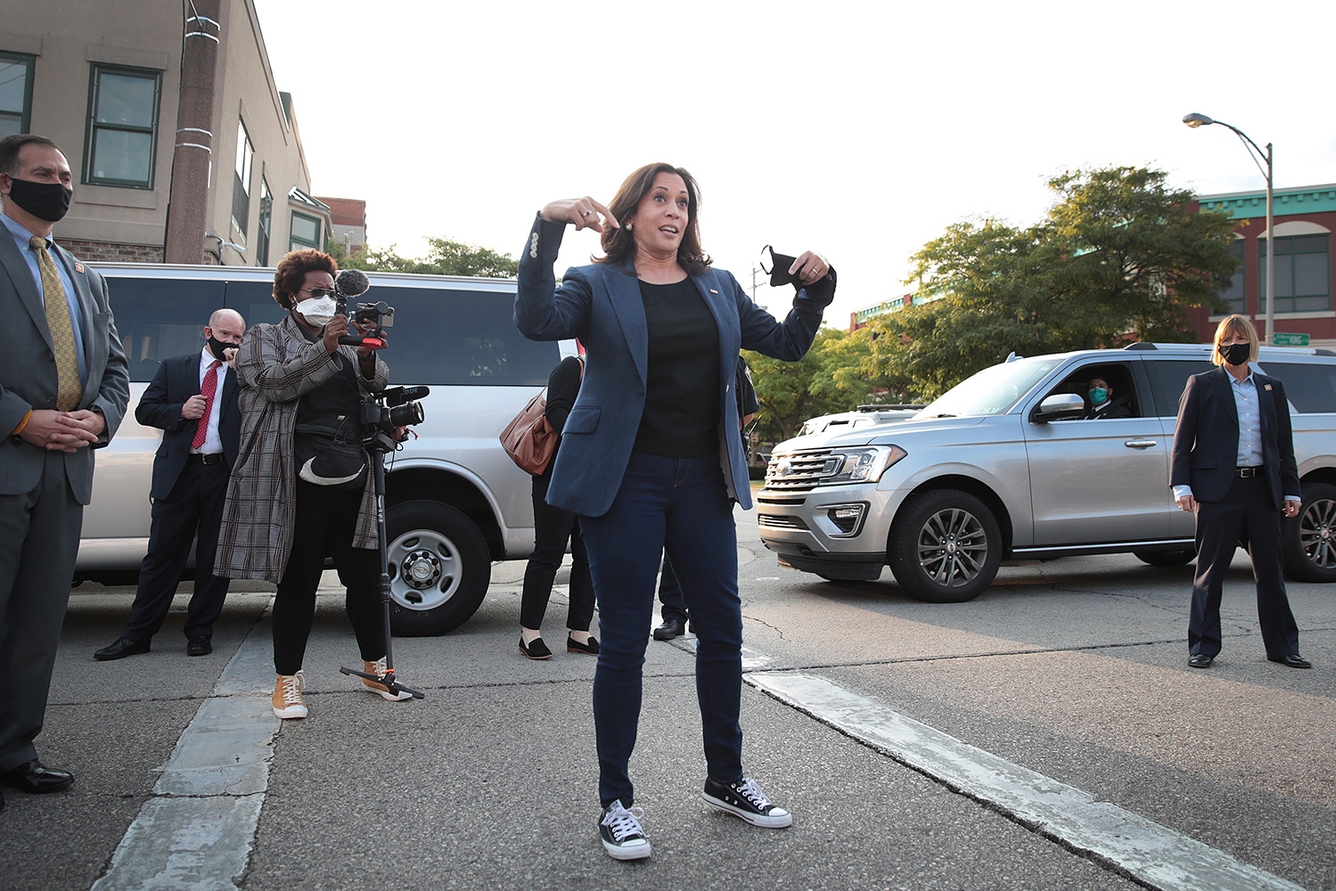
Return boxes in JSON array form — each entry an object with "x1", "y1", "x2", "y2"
[{"x1": 214, "y1": 314, "x2": 388, "y2": 582}]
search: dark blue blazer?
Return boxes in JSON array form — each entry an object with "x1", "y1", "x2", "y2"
[
  {"x1": 135, "y1": 353, "x2": 240, "y2": 500},
  {"x1": 516, "y1": 216, "x2": 828, "y2": 517},
  {"x1": 1170, "y1": 365, "x2": 1299, "y2": 509}
]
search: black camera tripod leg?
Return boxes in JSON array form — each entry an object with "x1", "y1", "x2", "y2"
[{"x1": 340, "y1": 435, "x2": 425, "y2": 700}]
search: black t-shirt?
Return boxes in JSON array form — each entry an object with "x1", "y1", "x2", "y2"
[{"x1": 634, "y1": 278, "x2": 720, "y2": 458}]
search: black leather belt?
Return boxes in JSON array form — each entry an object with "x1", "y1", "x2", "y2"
[
  {"x1": 1236, "y1": 466, "x2": 1262, "y2": 478},
  {"x1": 190, "y1": 453, "x2": 226, "y2": 465}
]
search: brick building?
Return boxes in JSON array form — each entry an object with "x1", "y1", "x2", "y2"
[{"x1": 2, "y1": 0, "x2": 338, "y2": 266}]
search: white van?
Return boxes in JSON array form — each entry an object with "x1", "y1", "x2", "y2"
[{"x1": 79, "y1": 263, "x2": 565, "y2": 635}]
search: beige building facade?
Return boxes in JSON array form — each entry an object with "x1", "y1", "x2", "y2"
[{"x1": 1, "y1": 0, "x2": 331, "y2": 266}]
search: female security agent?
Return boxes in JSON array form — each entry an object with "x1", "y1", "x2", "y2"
[
  {"x1": 214, "y1": 249, "x2": 414, "y2": 719},
  {"x1": 1170, "y1": 313, "x2": 1310, "y2": 671},
  {"x1": 515, "y1": 162, "x2": 835, "y2": 860},
  {"x1": 518, "y1": 351, "x2": 597, "y2": 660}
]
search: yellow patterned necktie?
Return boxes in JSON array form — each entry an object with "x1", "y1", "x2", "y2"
[{"x1": 30, "y1": 235, "x2": 82, "y2": 411}]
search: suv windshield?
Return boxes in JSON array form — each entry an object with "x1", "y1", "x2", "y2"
[{"x1": 918, "y1": 356, "x2": 1064, "y2": 418}]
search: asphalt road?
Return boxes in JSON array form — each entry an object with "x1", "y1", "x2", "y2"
[{"x1": 3, "y1": 507, "x2": 1333, "y2": 891}]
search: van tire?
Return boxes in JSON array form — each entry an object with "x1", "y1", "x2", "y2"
[
  {"x1": 1283, "y1": 481, "x2": 1336, "y2": 583},
  {"x1": 1133, "y1": 549, "x2": 1196, "y2": 567},
  {"x1": 385, "y1": 500, "x2": 490, "y2": 635},
  {"x1": 889, "y1": 489, "x2": 1001, "y2": 603}
]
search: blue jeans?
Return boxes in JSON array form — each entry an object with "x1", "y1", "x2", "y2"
[{"x1": 580, "y1": 451, "x2": 744, "y2": 807}]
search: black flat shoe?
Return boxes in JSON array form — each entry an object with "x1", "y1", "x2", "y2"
[
  {"x1": 519, "y1": 637, "x2": 552, "y2": 660},
  {"x1": 1188, "y1": 653, "x2": 1213, "y2": 668},
  {"x1": 1270, "y1": 653, "x2": 1312, "y2": 669},
  {"x1": 94, "y1": 637, "x2": 150, "y2": 661},
  {"x1": 652, "y1": 618, "x2": 686, "y2": 641},
  {"x1": 567, "y1": 635, "x2": 599, "y2": 655},
  {"x1": 1, "y1": 759, "x2": 73, "y2": 793},
  {"x1": 187, "y1": 636, "x2": 212, "y2": 657}
]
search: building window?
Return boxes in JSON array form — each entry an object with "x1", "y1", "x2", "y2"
[
  {"x1": 232, "y1": 120, "x2": 253, "y2": 240},
  {"x1": 0, "y1": 52, "x2": 34, "y2": 138},
  {"x1": 84, "y1": 65, "x2": 160, "y2": 188},
  {"x1": 1219, "y1": 239, "x2": 1245, "y2": 315},
  {"x1": 1259, "y1": 234, "x2": 1331, "y2": 313},
  {"x1": 256, "y1": 178, "x2": 272, "y2": 266},
  {"x1": 290, "y1": 211, "x2": 321, "y2": 251}
]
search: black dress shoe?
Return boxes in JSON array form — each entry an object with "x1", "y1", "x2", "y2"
[
  {"x1": 1188, "y1": 653, "x2": 1213, "y2": 668},
  {"x1": 653, "y1": 618, "x2": 686, "y2": 641},
  {"x1": 567, "y1": 635, "x2": 600, "y2": 655},
  {"x1": 1, "y1": 759, "x2": 73, "y2": 793},
  {"x1": 94, "y1": 637, "x2": 150, "y2": 661},
  {"x1": 1270, "y1": 653, "x2": 1312, "y2": 669},
  {"x1": 518, "y1": 637, "x2": 552, "y2": 660},
  {"x1": 187, "y1": 636, "x2": 212, "y2": 657}
]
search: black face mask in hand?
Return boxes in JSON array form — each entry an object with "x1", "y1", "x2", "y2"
[
  {"x1": 759, "y1": 245, "x2": 802, "y2": 288},
  {"x1": 1220, "y1": 342, "x2": 1251, "y2": 367}
]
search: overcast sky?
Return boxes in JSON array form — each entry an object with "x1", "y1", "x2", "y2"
[{"x1": 253, "y1": 0, "x2": 1336, "y2": 326}]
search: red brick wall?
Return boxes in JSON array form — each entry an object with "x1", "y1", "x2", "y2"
[{"x1": 59, "y1": 240, "x2": 166, "y2": 264}]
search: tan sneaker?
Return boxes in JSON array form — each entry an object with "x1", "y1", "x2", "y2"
[
  {"x1": 272, "y1": 671, "x2": 308, "y2": 719},
  {"x1": 362, "y1": 657, "x2": 412, "y2": 702}
]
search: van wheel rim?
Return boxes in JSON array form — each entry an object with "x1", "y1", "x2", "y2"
[
  {"x1": 917, "y1": 508, "x2": 988, "y2": 587},
  {"x1": 1299, "y1": 497, "x2": 1336, "y2": 569}
]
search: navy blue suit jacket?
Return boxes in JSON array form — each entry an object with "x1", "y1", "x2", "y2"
[
  {"x1": 135, "y1": 353, "x2": 240, "y2": 500},
  {"x1": 1170, "y1": 365, "x2": 1299, "y2": 509},
  {"x1": 515, "y1": 216, "x2": 829, "y2": 517}
]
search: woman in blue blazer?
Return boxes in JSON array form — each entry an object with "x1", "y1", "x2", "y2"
[{"x1": 516, "y1": 162, "x2": 834, "y2": 860}]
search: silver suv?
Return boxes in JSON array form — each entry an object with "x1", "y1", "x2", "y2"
[
  {"x1": 78, "y1": 263, "x2": 566, "y2": 634},
  {"x1": 757, "y1": 343, "x2": 1336, "y2": 601}
]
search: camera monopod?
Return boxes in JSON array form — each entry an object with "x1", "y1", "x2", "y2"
[{"x1": 338, "y1": 393, "x2": 427, "y2": 701}]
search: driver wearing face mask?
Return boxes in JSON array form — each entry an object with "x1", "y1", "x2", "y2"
[{"x1": 1086, "y1": 377, "x2": 1130, "y2": 419}]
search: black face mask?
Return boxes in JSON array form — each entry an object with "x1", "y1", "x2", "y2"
[
  {"x1": 1220, "y1": 342, "x2": 1251, "y2": 367},
  {"x1": 5, "y1": 177, "x2": 73, "y2": 223},
  {"x1": 207, "y1": 336, "x2": 235, "y2": 362},
  {"x1": 760, "y1": 245, "x2": 803, "y2": 288}
]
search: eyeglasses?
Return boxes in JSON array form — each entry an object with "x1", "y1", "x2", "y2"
[{"x1": 299, "y1": 287, "x2": 334, "y2": 299}]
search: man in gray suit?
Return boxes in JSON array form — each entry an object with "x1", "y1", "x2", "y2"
[{"x1": 0, "y1": 134, "x2": 129, "y2": 808}]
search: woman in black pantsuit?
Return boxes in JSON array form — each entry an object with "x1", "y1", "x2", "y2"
[{"x1": 1169, "y1": 314, "x2": 1310, "y2": 670}]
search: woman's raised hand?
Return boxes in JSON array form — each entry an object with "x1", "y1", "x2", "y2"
[
  {"x1": 788, "y1": 251, "x2": 831, "y2": 287},
  {"x1": 540, "y1": 198, "x2": 619, "y2": 234}
]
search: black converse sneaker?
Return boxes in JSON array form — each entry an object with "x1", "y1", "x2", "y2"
[
  {"x1": 702, "y1": 776, "x2": 792, "y2": 828},
  {"x1": 599, "y1": 799, "x2": 652, "y2": 860}
]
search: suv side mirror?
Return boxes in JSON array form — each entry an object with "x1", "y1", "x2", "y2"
[{"x1": 1031, "y1": 393, "x2": 1086, "y2": 424}]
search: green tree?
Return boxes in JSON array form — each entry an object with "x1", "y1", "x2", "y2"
[
  {"x1": 877, "y1": 165, "x2": 1239, "y2": 400},
  {"x1": 328, "y1": 236, "x2": 518, "y2": 278}
]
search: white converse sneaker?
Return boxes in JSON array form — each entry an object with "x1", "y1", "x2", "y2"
[
  {"x1": 599, "y1": 799, "x2": 651, "y2": 860},
  {"x1": 272, "y1": 671, "x2": 308, "y2": 719},
  {"x1": 361, "y1": 657, "x2": 412, "y2": 701},
  {"x1": 702, "y1": 776, "x2": 792, "y2": 828}
]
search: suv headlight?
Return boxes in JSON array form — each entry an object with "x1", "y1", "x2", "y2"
[{"x1": 818, "y1": 445, "x2": 906, "y2": 485}]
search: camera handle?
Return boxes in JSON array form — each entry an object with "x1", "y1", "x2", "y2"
[
  {"x1": 338, "y1": 432, "x2": 425, "y2": 700},
  {"x1": 338, "y1": 334, "x2": 388, "y2": 350}
]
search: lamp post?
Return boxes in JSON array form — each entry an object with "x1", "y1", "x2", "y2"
[{"x1": 1182, "y1": 112, "x2": 1274, "y2": 344}]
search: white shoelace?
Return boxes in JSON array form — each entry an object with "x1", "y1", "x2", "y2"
[
  {"x1": 735, "y1": 777, "x2": 773, "y2": 810},
  {"x1": 278, "y1": 671, "x2": 305, "y2": 705},
  {"x1": 601, "y1": 802, "x2": 647, "y2": 842}
]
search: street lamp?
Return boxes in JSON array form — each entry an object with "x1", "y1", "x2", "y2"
[{"x1": 1183, "y1": 112, "x2": 1274, "y2": 344}]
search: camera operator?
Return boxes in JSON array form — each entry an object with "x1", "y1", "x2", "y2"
[{"x1": 214, "y1": 249, "x2": 412, "y2": 719}]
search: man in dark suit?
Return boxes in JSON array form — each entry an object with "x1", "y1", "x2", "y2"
[
  {"x1": 0, "y1": 134, "x2": 129, "y2": 806},
  {"x1": 95, "y1": 309, "x2": 245, "y2": 661},
  {"x1": 1170, "y1": 314, "x2": 1309, "y2": 670}
]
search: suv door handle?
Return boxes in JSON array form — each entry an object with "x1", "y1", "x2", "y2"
[{"x1": 1124, "y1": 439, "x2": 1158, "y2": 449}]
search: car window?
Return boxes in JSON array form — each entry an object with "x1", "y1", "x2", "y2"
[
  {"x1": 1042, "y1": 363, "x2": 1139, "y2": 420},
  {"x1": 108, "y1": 276, "x2": 222, "y2": 382},
  {"x1": 1144, "y1": 359, "x2": 1215, "y2": 416},
  {"x1": 919, "y1": 356, "x2": 1064, "y2": 418},
  {"x1": 1256, "y1": 361, "x2": 1336, "y2": 413}
]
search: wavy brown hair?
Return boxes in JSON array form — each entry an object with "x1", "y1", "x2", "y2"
[
  {"x1": 272, "y1": 249, "x2": 337, "y2": 309},
  {"x1": 597, "y1": 162, "x2": 711, "y2": 275}
]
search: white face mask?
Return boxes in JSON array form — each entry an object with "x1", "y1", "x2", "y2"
[{"x1": 297, "y1": 295, "x2": 337, "y2": 326}]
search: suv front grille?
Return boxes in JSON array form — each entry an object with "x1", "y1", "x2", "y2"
[{"x1": 764, "y1": 449, "x2": 833, "y2": 492}]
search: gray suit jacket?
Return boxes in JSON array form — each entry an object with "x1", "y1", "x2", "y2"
[{"x1": 0, "y1": 223, "x2": 129, "y2": 504}]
